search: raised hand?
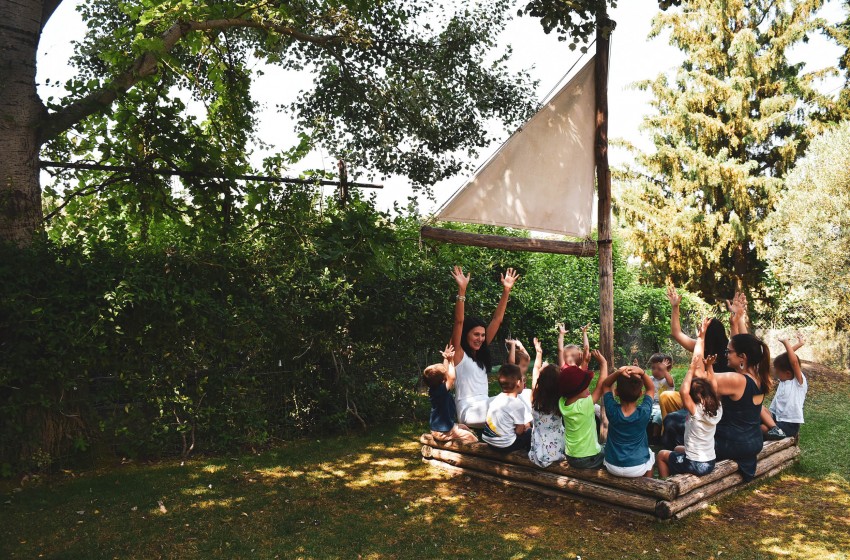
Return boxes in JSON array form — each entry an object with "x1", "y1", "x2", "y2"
[
  {"x1": 704, "y1": 354, "x2": 717, "y2": 368},
  {"x1": 501, "y1": 268, "x2": 520, "y2": 290},
  {"x1": 663, "y1": 358, "x2": 672, "y2": 370},
  {"x1": 796, "y1": 332, "x2": 807, "y2": 346},
  {"x1": 777, "y1": 334, "x2": 789, "y2": 344},
  {"x1": 441, "y1": 344, "x2": 455, "y2": 360},
  {"x1": 451, "y1": 265, "x2": 470, "y2": 292},
  {"x1": 533, "y1": 337, "x2": 543, "y2": 354},
  {"x1": 505, "y1": 338, "x2": 517, "y2": 347},
  {"x1": 590, "y1": 349, "x2": 606, "y2": 366},
  {"x1": 581, "y1": 323, "x2": 590, "y2": 334},
  {"x1": 557, "y1": 322, "x2": 566, "y2": 335},
  {"x1": 697, "y1": 316, "x2": 712, "y2": 339},
  {"x1": 666, "y1": 284, "x2": 682, "y2": 306}
]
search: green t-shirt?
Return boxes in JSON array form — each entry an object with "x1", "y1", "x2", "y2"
[{"x1": 559, "y1": 395, "x2": 602, "y2": 459}]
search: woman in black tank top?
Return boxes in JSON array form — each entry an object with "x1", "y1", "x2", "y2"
[{"x1": 713, "y1": 334, "x2": 773, "y2": 481}]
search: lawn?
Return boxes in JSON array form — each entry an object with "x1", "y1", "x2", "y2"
[{"x1": 2, "y1": 366, "x2": 848, "y2": 560}]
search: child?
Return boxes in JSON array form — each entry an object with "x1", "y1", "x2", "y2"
[
  {"x1": 528, "y1": 338, "x2": 566, "y2": 468},
  {"x1": 762, "y1": 334, "x2": 807, "y2": 439},
  {"x1": 506, "y1": 338, "x2": 535, "y2": 414},
  {"x1": 558, "y1": 349, "x2": 608, "y2": 469},
  {"x1": 558, "y1": 323, "x2": 591, "y2": 369},
  {"x1": 422, "y1": 344, "x2": 478, "y2": 444},
  {"x1": 600, "y1": 365, "x2": 656, "y2": 478},
  {"x1": 648, "y1": 353, "x2": 674, "y2": 441},
  {"x1": 658, "y1": 318, "x2": 723, "y2": 477},
  {"x1": 482, "y1": 363, "x2": 533, "y2": 452},
  {"x1": 506, "y1": 338, "x2": 531, "y2": 374}
]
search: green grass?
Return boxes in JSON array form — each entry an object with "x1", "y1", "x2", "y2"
[{"x1": 2, "y1": 373, "x2": 849, "y2": 560}]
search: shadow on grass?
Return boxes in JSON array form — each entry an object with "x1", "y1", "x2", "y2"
[{"x1": 2, "y1": 380, "x2": 849, "y2": 559}]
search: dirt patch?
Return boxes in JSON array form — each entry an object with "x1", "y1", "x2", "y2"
[{"x1": 800, "y1": 360, "x2": 848, "y2": 384}]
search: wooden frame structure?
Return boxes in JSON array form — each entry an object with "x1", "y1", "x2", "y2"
[
  {"x1": 420, "y1": 7, "x2": 616, "y2": 362},
  {"x1": 421, "y1": 434, "x2": 801, "y2": 519}
]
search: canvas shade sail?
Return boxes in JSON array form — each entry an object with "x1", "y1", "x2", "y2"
[{"x1": 436, "y1": 56, "x2": 597, "y2": 238}]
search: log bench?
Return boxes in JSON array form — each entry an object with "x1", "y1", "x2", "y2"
[{"x1": 420, "y1": 434, "x2": 800, "y2": 519}]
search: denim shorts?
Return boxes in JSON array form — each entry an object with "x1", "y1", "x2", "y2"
[
  {"x1": 668, "y1": 451, "x2": 716, "y2": 476},
  {"x1": 771, "y1": 413, "x2": 801, "y2": 437}
]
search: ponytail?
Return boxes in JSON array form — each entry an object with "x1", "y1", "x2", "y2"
[{"x1": 729, "y1": 334, "x2": 773, "y2": 392}]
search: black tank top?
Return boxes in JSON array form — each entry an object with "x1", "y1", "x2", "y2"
[{"x1": 716, "y1": 374, "x2": 764, "y2": 441}]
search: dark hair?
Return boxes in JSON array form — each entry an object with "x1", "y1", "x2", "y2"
[
  {"x1": 460, "y1": 317, "x2": 491, "y2": 372},
  {"x1": 649, "y1": 353, "x2": 673, "y2": 370},
  {"x1": 773, "y1": 352, "x2": 792, "y2": 374},
  {"x1": 498, "y1": 363, "x2": 522, "y2": 392},
  {"x1": 729, "y1": 333, "x2": 773, "y2": 392},
  {"x1": 422, "y1": 364, "x2": 447, "y2": 389},
  {"x1": 704, "y1": 318, "x2": 731, "y2": 372},
  {"x1": 532, "y1": 364, "x2": 561, "y2": 416},
  {"x1": 616, "y1": 375, "x2": 643, "y2": 403},
  {"x1": 690, "y1": 378, "x2": 720, "y2": 417}
]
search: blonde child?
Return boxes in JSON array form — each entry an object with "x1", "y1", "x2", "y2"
[
  {"x1": 762, "y1": 334, "x2": 807, "y2": 439},
  {"x1": 558, "y1": 323, "x2": 591, "y2": 369},
  {"x1": 528, "y1": 337, "x2": 566, "y2": 467},
  {"x1": 599, "y1": 365, "x2": 656, "y2": 478},
  {"x1": 559, "y1": 349, "x2": 608, "y2": 469},
  {"x1": 658, "y1": 318, "x2": 723, "y2": 477},
  {"x1": 422, "y1": 344, "x2": 478, "y2": 444}
]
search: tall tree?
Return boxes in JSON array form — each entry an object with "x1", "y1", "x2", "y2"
[
  {"x1": 766, "y1": 121, "x2": 850, "y2": 331},
  {"x1": 0, "y1": 0, "x2": 535, "y2": 246},
  {"x1": 615, "y1": 0, "x2": 831, "y2": 304}
]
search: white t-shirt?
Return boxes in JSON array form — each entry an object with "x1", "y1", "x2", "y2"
[
  {"x1": 454, "y1": 353, "x2": 489, "y2": 404},
  {"x1": 518, "y1": 388, "x2": 533, "y2": 416},
  {"x1": 769, "y1": 375, "x2": 808, "y2": 424},
  {"x1": 482, "y1": 393, "x2": 532, "y2": 448},
  {"x1": 651, "y1": 376, "x2": 673, "y2": 404},
  {"x1": 684, "y1": 402, "x2": 723, "y2": 462}
]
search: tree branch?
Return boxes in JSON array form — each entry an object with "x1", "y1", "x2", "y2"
[{"x1": 38, "y1": 18, "x2": 342, "y2": 144}]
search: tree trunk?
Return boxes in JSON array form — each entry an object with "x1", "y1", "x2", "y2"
[
  {"x1": 0, "y1": 0, "x2": 46, "y2": 246},
  {"x1": 595, "y1": 10, "x2": 613, "y2": 365}
]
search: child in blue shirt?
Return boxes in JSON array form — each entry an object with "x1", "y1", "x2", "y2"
[
  {"x1": 423, "y1": 344, "x2": 478, "y2": 444},
  {"x1": 600, "y1": 365, "x2": 656, "y2": 478}
]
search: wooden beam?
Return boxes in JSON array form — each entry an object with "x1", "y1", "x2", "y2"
[
  {"x1": 420, "y1": 226, "x2": 597, "y2": 256},
  {"x1": 423, "y1": 446, "x2": 659, "y2": 513},
  {"x1": 595, "y1": 10, "x2": 614, "y2": 367},
  {"x1": 420, "y1": 433, "x2": 675, "y2": 500}
]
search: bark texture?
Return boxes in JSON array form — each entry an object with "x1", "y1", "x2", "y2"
[{"x1": 0, "y1": 0, "x2": 47, "y2": 245}]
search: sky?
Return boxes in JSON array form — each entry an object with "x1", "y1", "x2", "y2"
[{"x1": 36, "y1": 0, "x2": 846, "y2": 220}]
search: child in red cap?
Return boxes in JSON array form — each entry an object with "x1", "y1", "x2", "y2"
[{"x1": 558, "y1": 350, "x2": 609, "y2": 469}]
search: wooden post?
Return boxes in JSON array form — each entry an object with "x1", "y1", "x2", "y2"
[{"x1": 595, "y1": 10, "x2": 614, "y2": 367}]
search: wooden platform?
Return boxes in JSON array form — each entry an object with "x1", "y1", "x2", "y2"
[{"x1": 420, "y1": 434, "x2": 800, "y2": 519}]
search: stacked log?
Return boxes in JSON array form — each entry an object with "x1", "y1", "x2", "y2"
[{"x1": 420, "y1": 434, "x2": 800, "y2": 519}]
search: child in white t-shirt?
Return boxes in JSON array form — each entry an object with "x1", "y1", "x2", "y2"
[
  {"x1": 483, "y1": 363, "x2": 533, "y2": 452},
  {"x1": 658, "y1": 318, "x2": 723, "y2": 478},
  {"x1": 763, "y1": 335, "x2": 807, "y2": 438}
]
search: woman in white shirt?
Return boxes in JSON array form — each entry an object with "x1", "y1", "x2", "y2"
[{"x1": 449, "y1": 265, "x2": 519, "y2": 428}]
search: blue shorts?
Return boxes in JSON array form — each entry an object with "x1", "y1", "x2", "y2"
[
  {"x1": 668, "y1": 451, "x2": 716, "y2": 476},
  {"x1": 771, "y1": 413, "x2": 801, "y2": 437}
]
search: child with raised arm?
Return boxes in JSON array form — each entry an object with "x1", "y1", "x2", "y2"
[
  {"x1": 558, "y1": 323, "x2": 591, "y2": 369},
  {"x1": 558, "y1": 350, "x2": 608, "y2": 469},
  {"x1": 482, "y1": 363, "x2": 533, "y2": 452},
  {"x1": 648, "y1": 354, "x2": 674, "y2": 441},
  {"x1": 422, "y1": 344, "x2": 478, "y2": 444},
  {"x1": 600, "y1": 365, "x2": 656, "y2": 478},
  {"x1": 762, "y1": 334, "x2": 808, "y2": 439},
  {"x1": 528, "y1": 338, "x2": 566, "y2": 467},
  {"x1": 657, "y1": 318, "x2": 723, "y2": 477}
]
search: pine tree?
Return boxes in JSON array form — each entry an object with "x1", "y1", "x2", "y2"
[{"x1": 615, "y1": 0, "x2": 831, "y2": 305}]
